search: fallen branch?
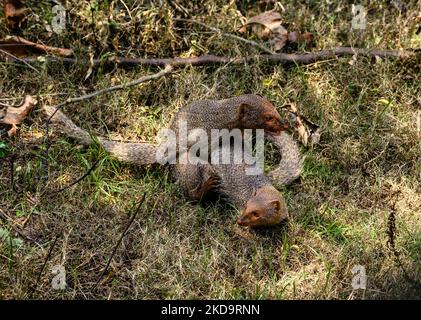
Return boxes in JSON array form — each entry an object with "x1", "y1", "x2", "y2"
[
  {"x1": 29, "y1": 235, "x2": 59, "y2": 298},
  {"x1": 2, "y1": 47, "x2": 417, "y2": 68}
]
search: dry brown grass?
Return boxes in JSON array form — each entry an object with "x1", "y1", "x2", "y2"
[{"x1": 0, "y1": 0, "x2": 420, "y2": 299}]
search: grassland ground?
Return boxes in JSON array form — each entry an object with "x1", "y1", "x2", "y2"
[{"x1": 0, "y1": 1, "x2": 420, "y2": 299}]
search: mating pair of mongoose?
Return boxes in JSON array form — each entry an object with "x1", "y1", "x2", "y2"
[{"x1": 44, "y1": 94, "x2": 303, "y2": 228}]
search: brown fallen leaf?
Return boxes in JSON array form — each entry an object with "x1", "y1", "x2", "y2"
[
  {"x1": 239, "y1": 11, "x2": 283, "y2": 36},
  {"x1": 239, "y1": 10, "x2": 313, "y2": 51},
  {"x1": 282, "y1": 103, "x2": 320, "y2": 147},
  {"x1": 0, "y1": 36, "x2": 73, "y2": 57},
  {"x1": 0, "y1": 95, "x2": 37, "y2": 137},
  {"x1": 3, "y1": 0, "x2": 28, "y2": 30}
]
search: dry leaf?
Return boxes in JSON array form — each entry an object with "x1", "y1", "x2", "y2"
[
  {"x1": 239, "y1": 11, "x2": 313, "y2": 51},
  {"x1": 0, "y1": 95, "x2": 37, "y2": 137},
  {"x1": 0, "y1": 36, "x2": 73, "y2": 57},
  {"x1": 239, "y1": 11, "x2": 282, "y2": 35},
  {"x1": 3, "y1": 0, "x2": 28, "y2": 30},
  {"x1": 283, "y1": 104, "x2": 320, "y2": 147},
  {"x1": 239, "y1": 11, "x2": 287, "y2": 51},
  {"x1": 84, "y1": 50, "x2": 95, "y2": 80}
]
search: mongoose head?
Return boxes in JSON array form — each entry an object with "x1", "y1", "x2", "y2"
[
  {"x1": 237, "y1": 186, "x2": 288, "y2": 228},
  {"x1": 237, "y1": 95, "x2": 288, "y2": 135}
]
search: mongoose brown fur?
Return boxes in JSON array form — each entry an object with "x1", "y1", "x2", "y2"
[{"x1": 267, "y1": 132, "x2": 304, "y2": 185}]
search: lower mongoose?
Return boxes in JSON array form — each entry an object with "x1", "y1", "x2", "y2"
[{"x1": 172, "y1": 144, "x2": 288, "y2": 228}]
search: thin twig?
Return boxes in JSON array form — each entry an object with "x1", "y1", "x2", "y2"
[
  {"x1": 51, "y1": 158, "x2": 101, "y2": 194},
  {"x1": 174, "y1": 17, "x2": 276, "y2": 54},
  {"x1": 167, "y1": 0, "x2": 189, "y2": 17},
  {"x1": 0, "y1": 48, "x2": 41, "y2": 74},
  {"x1": 91, "y1": 194, "x2": 146, "y2": 291},
  {"x1": 29, "y1": 235, "x2": 59, "y2": 298},
  {"x1": 119, "y1": 0, "x2": 133, "y2": 20},
  {"x1": 46, "y1": 64, "x2": 173, "y2": 123}
]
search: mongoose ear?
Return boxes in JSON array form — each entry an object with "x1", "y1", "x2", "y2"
[
  {"x1": 237, "y1": 103, "x2": 248, "y2": 120},
  {"x1": 271, "y1": 200, "x2": 281, "y2": 212}
]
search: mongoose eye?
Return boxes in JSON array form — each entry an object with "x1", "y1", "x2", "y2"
[
  {"x1": 264, "y1": 115, "x2": 274, "y2": 122},
  {"x1": 250, "y1": 211, "x2": 259, "y2": 218}
]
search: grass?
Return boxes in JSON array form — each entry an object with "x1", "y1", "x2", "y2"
[{"x1": 0, "y1": 0, "x2": 421, "y2": 299}]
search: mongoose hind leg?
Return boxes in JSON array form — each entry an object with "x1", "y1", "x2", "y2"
[{"x1": 189, "y1": 175, "x2": 220, "y2": 201}]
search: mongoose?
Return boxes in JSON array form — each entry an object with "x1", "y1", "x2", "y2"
[
  {"x1": 168, "y1": 94, "x2": 288, "y2": 138},
  {"x1": 162, "y1": 94, "x2": 289, "y2": 166},
  {"x1": 172, "y1": 144, "x2": 288, "y2": 228}
]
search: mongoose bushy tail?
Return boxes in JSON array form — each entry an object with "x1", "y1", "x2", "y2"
[
  {"x1": 43, "y1": 105, "x2": 159, "y2": 165},
  {"x1": 267, "y1": 132, "x2": 303, "y2": 185}
]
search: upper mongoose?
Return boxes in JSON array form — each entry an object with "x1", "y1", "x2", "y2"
[
  {"x1": 163, "y1": 94, "x2": 289, "y2": 164},
  {"x1": 43, "y1": 99, "x2": 302, "y2": 175},
  {"x1": 168, "y1": 94, "x2": 288, "y2": 138}
]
